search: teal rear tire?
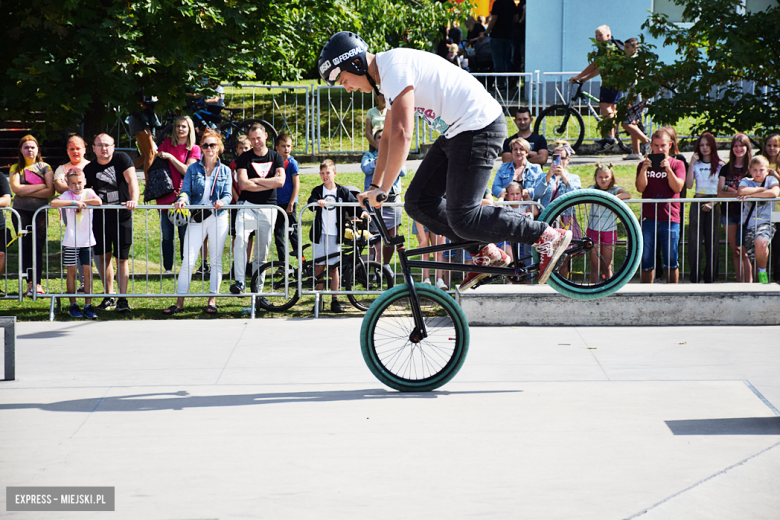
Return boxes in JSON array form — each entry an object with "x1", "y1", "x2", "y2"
[
  {"x1": 360, "y1": 283, "x2": 469, "y2": 392},
  {"x1": 534, "y1": 189, "x2": 642, "y2": 299}
]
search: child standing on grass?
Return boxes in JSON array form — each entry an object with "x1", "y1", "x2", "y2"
[
  {"x1": 49, "y1": 168, "x2": 101, "y2": 318},
  {"x1": 737, "y1": 156, "x2": 779, "y2": 284},
  {"x1": 307, "y1": 160, "x2": 359, "y2": 314},
  {"x1": 497, "y1": 181, "x2": 539, "y2": 263},
  {"x1": 587, "y1": 164, "x2": 630, "y2": 283},
  {"x1": 273, "y1": 133, "x2": 300, "y2": 262}
]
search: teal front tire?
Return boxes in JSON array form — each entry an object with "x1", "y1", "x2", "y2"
[
  {"x1": 534, "y1": 189, "x2": 642, "y2": 300},
  {"x1": 360, "y1": 283, "x2": 470, "y2": 392}
]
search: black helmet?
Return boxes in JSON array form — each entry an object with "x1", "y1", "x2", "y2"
[{"x1": 317, "y1": 32, "x2": 370, "y2": 86}]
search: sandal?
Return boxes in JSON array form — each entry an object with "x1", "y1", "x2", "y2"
[
  {"x1": 204, "y1": 304, "x2": 218, "y2": 314},
  {"x1": 162, "y1": 305, "x2": 183, "y2": 315}
]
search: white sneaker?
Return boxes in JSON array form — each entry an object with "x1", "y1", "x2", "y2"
[
  {"x1": 623, "y1": 153, "x2": 642, "y2": 160},
  {"x1": 436, "y1": 278, "x2": 449, "y2": 290},
  {"x1": 534, "y1": 227, "x2": 573, "y2": 284},
  {"x1": 423, "y1": 278, "x2": 432, "y2": 285}
]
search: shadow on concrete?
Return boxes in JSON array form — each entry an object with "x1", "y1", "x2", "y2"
[
  {"x1": 666, "y1": 417, "x2": 780, "y2": 436},
  {"x1": 0, "y1": 388, "x2": 521, "y2": 413}
]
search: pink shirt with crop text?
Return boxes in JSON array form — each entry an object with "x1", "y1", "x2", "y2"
[{"x1": 638, "y1": 157, "x2": 686, "y2": 223}]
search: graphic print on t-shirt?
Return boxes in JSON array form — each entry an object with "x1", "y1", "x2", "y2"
[
  {"x1": 96, "y1": 166, "x2": 119, "y2": 203},
  {"x1": 251, "y1": 162, "x2": 272, "y2": 179}
]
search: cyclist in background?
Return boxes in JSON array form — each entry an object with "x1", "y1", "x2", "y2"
[{"x1": 317, "y1": 31, "x2": 572, "y2": 289}]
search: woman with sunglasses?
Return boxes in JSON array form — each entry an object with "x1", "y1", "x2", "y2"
[{"x1": 163, "y1": 129, "x2": 231, "y2": 315}]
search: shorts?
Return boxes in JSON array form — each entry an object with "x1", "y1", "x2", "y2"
[
  {"x1": 742, "y1": 223, "x2": 775, "y2": 261},
  {"x1": 641, "y1": 220, "x2": 680, "y2": 270},
  {"x1": 721, "y1": 211, "x2": 741, "y2": 227},
  {"x1": 411, "y1": 221, "x2": 430, "y2": 235},
  {"x1": 93, "y1": 212, "x2": 133, "y2": 260},
  {"x1": 586, "y1": 228, "x2": 618, "y2": 245},
  {"x1": 313, "y1": 234, "x2": 340, "y2": 266},
  {"x1": 599, "y1": 86, "x2": 623, "y2": 104},
  {"x1": 624, "y1": 100, "x2": 647, "y2": 125},
  {"x1": 63, "y1": 246, "x2": 92, "y2": 267}
]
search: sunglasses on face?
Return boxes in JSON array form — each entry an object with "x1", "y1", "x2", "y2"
[{"x1": 202, "y1": 142, "x2": 219, "y2": 149}]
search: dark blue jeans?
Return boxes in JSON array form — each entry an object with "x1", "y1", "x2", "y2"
[
  {"x1": 404, "y1": 116, "x2": 546, "y2": 254},
  {"x1": 159, "y1": 209, "x2": 187, "y2": 271}
]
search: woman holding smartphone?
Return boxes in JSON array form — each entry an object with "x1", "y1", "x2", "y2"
[{"x1": 491, "y1": 137, "x2": 546, "y2": 200}]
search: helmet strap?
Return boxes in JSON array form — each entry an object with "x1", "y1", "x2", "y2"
[{"x1": 366, "y1": 73, "x2": 381, "y2": 98}]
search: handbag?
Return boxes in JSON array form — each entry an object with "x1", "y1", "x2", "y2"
[
  {"x1": 143, "y1": 156, "x2": 175, "y2": 202},
  {"x1": 190, "y1": 167, "x2": 219, "y2": 223}
]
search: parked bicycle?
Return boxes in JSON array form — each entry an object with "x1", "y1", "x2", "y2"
[
  {"x1": 157, "y1": 100, "x2": 277, "y2": 160},
  {"x1": 534, "y1": 81, "x2": 640, "y2": 153},
  {"x1": 359, "y1": 189, "x2": 642, "y2": 392},
  {"x1": 250, "y1": 218, "x2": 394, "y2": 312}
]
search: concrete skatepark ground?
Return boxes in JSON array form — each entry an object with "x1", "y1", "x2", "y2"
[{"x1": 1, "y1": 318, "x2": 779, "y2": 519}]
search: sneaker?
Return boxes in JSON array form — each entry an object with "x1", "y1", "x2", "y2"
[
  {"x1": 758, "y1": 272, "x2": 769, "y2": 284},
  {"x1": 623, "y1": 153, "x2": 643, "y2": 161},
  {"x1": 83, "y1": 304, "x2": 98, "y2": 320},
  {"x1": 423, "y1": 278, "x2": 432, "y2": 285},
  {"x1": 436, "y1": 278, "x2": 449, "y2": 290},
  {"x1": 96, "y1": 297, "x2": 116, "y2": 311},
  {"x1": 24, "y1": 284, "x2": 33, "y2": 298},
  {"x1": 230, "y1": 281, "x2": 245, "y2": 294},
  {"x1": 115, "y1": 297, "x2": 131, "y2": 313},
  {"x1": 36, "y1": 284, "x2": 45, "y2": 295},
  {"x1": 460, "y1": 244, "x2": 510, "y2": 290},
  {"x1": 256, "y1": 296, "x2": 270, "y2": 308},
  {"x1": 76, "y1": 284, "x2": 85, "y2": 294},
  {"x1": 330, "y1": 300, "x2": 346, "y2": 313},
  {"x1": 194, "y1": 263, "x2": 210, "y2": 276},
  {"x1": 163, "y1": 270, "x2": 173, "y2": 275},
  {"x1": 535, "y1": 227, "x2": 573, "y2": 284},
  {"x1": 594, "y1": 137, "x2": 617, "y2": 149},
  {"x1": 68, "y1": 303, "x2": 83, "y2": 318}
]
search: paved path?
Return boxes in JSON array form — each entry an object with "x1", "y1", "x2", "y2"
[{"x1": 2, "y1": 319, "x2": 779, "y2": 519}]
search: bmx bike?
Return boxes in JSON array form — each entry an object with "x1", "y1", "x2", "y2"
[{"x1": 359, "y1": 189, "x2": 642, "y2": 392}]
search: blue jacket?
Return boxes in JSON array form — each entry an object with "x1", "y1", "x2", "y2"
[
  {"x1": 178, "y1": 158, "x2": 233, "y2": 215},
  {"x1": 539, "y1": 171, "x2": 582, "y2": 210},
  {"x1": 491, "y1": 161, "x2": 546, "y2": 200},
  {"x1": 361, "y1": 151, "x2": 406, "y2": 194}
]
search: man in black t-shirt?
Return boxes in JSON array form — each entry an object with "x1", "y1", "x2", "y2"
[
  {"x1": 481, "y1": 0, "x2": 520, "y2": 88},
  {"x1": 230, "y1": 123, "x2": 286, "y2": 294},
  {"x1": 501, "y1": 107, "x2": 548, "y2": 165},
  {"x1": 83, "y1": 133, "x2": 139, "y2": 313}
]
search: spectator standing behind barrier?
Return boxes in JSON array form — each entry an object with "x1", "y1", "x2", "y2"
[
  {"x1": 83, "y1": 133, "x2": 139, "y2": 313},
  {"x1": 465, "y1": 15, "x2": 486, "y2": 42},
  {"x1": 127, "y1": 89, "x2": 160, "y2": 175},
  {"x1": 539, "y1": 141, "x2": 581, "y2": 209},
  {"x1": 587, "y1": 164, "x2": 630, "y2": 283},
  {"x1": 492, "y1": 137, "x2": 546, "y2": 200},
  {"x1": 365, "y1": 92, "x2": 386, "y2": 153},
  {"x1": 621, "y1": 38, "x2": 651, "y2": 161},
  {"x1": 636, "y1": 129, "x2": 686, "y2": 284},
  {"x1": 569, "y1": 25, "x2": 623, "y2": 149},
  {"x1": 273, "y1": 134, "x2": 300, "y2": 263},
  {"x1": 481, "y1": 0, "x2": 520, "y2": 89},
  {"x1": 228, "y1": 136, "x2": 254, "y2": 276},
  {"x1": 737, "y1": 156, "x2": 779, "y2": 284},
  {"x1": 501, "y1": 107, "x2": 548, "y2": 165},
  {"x1": 0, "y1": 170, "x2": 11, "y2": 283},
  {"x1": 230, "y1": 123, "x2": 285, "y2": 295},
  {"x1": 362, "y1": 129, "x2": 406, "y2": 273},
  {"x1": 413, "y1": 220, "x2": 448, "y2": 290},
  {"x1": 308, "y1": 160, "x2": 360, "y2": 314},
  {"x1": 155, "y1": 116, "x2": 201, "y2": 275},
  {"x1": 54, "y1": 136, "x2": 90, "y2": 195},
  {"x1": 654, "y1": 126, "x2": 689, "y2": 280},
  {"x1": 163, "y1": 129, "x2": 232, "y2": 315},
  {"x1": 717, "y1": 133, "x2": 752, "y2": 282},
  {"x1": 49, "y1": 168, "x2": 101, "y2": 319},
  {"x1": 758, "y1": 133, "x2": 780, "y2": 283},
  {"x1": 685, "y1": 133, "x2": 723, "y2": 283},
  {"x1": 9, "y1": 135, "x2": 54, "y2": 297}
]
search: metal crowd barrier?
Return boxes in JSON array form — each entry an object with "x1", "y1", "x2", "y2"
[{"x1": 1, "y1": 208, "x2": 24, "y2": 302}]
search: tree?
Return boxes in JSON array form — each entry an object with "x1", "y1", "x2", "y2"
[
  {"x1": 592, "y1": 0, "x2": 780, "y2": 138},
  {"x1": 2, "y1": 0, "x2": 467, "y2": 138}
]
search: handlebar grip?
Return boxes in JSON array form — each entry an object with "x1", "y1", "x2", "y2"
[{"x1": 376, "y1": 192, "x2": 387, "y2": 203}]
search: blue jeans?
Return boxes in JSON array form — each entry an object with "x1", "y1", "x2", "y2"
[
  {"x1": 641, "y1": 220, "x2": 680, "y2": 271},
  {"x1": 404, "y1": 116, "x2": 546, "y2": 255},
  {"x1": 160, "y1": 209, "x2": 187, "y2": 271},
  {"x1": 490, "y1": 37, "x2": 514, "y2": 87}
]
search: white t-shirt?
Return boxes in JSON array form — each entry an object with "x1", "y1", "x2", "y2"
[
  {"x1": 587, "y1": 185, "x2": 622, "y2": 232},
  {"x1": 200, "y1": 174, "x2": 215, "y2": 205},
  {"x1": 375, "y1": 48, "x2": 503, "y2": 139},
  {"x1": 692, "y1": 161, "x2": 721, "y2": 195},
  {"x1": 739, "y1": 176, "x2": 779, "y2": 228},
  {"x1": 59, "y1": 189, "x2": 97, "y2": 248},
  {"x1": 320, "y1": 186, "x2": 339, "y2": 236}
]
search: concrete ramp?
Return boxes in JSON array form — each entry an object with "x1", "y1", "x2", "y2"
[{"x1": 457, "y1": 283, "x2": 780, "y2": 326}]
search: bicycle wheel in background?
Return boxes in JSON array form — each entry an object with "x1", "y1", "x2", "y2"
[
  {"x1": 252, "y1": 260, "x2": 300, "y2": 312},
  {"x1": 533, "y1": 105, "x2": 585, "y2": 152},
  {"x1": 360, "y1": 283, "x2": 469, "y2": 392},
  {"x1": 345, "y1": 260, "x2": 394, "y2": 311},
  {"x1": 534, "y1": 189, "x2": 641, "y2": 299},
  {"x1": 222, "y1": 118, "x2": 278, "y2": 161}
]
